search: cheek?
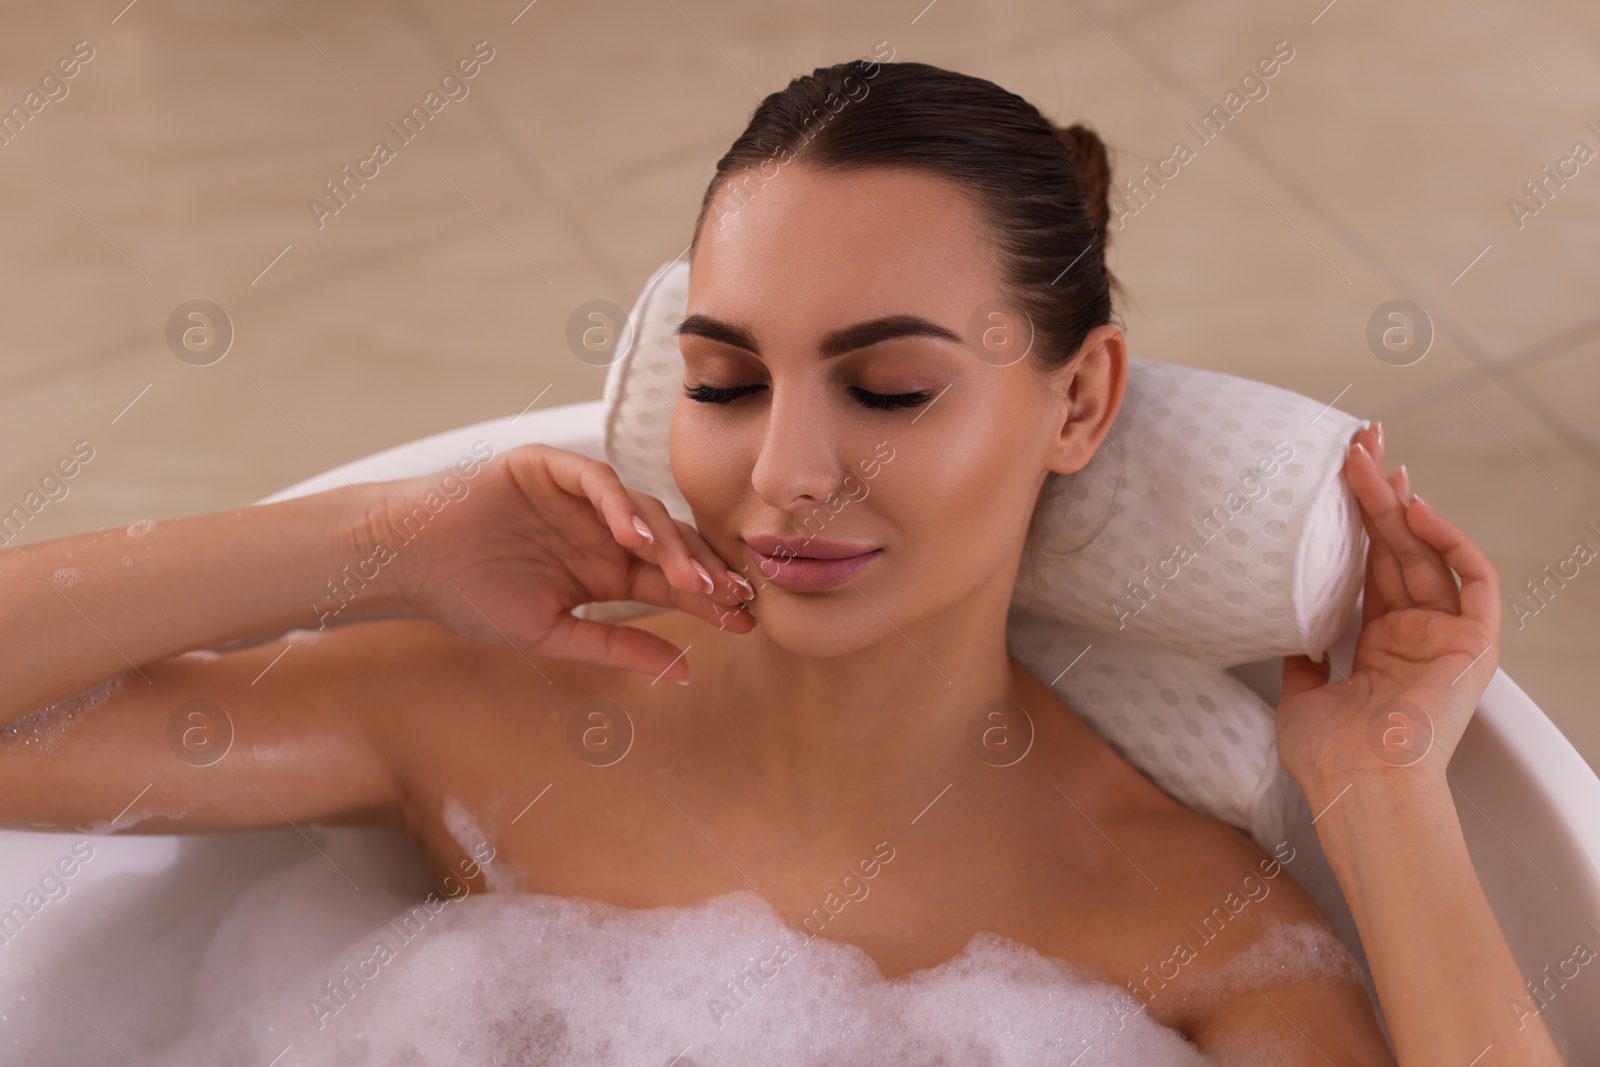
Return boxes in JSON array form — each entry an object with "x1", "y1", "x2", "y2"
[
  {"x1": 669, "y1": 412, "x2": 745, "y2": 523},
  {"x1": 899, "y1": 397, "x2": 1048, "y2": 568},
  {"x1": 881, "y1": 427, "x2": 1021, "y2": 559}
]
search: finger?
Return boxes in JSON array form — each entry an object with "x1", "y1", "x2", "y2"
[
  {"x1": 1360, "y1": 502, "x2": 1415, "y2": 620},
  {"x1": 622, "y1": 559, "x2": 758, "y2": 633},
  {"x1": 534, "y1": 449, "x2": 746, "y2": 608},
  {"x1": 623, "y1": 491, "x2": 742, "y2": 605},
  {"x1": 517, "y1": 447, "x2": 756, "y2": 630},
  {"x1": 1346, "y1": 439, "x2": 1459, "y2": 614},
  {"x1": 1357, "y1": 422, "x2": 1406, "y2": 627},
  {"x1": 1349, "y1": 439, "x2": 1415, "y2": 619},
  {"x1": 1362, "y1": 464, "x2": 1417, "y2": 627},
  {"x1": 1403, "y1": 495, "x2": 1501, "y2": 640},
  {"x1": 540, "y1": 610, "x2": 696, "y2": 684},
  {"x1": 536, "y1": 447, "x2": 660, "y2": 553},
  {"x1": 1281, "y1": 653, "x2": 1332, "y2": 704},
  {"x1": 668, "y1": 517, "x2": 757, "y2": 604}
]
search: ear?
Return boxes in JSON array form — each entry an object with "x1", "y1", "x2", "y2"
[{"x1": 1044, "y1": 324, "x2": 1126, "y2": 475}]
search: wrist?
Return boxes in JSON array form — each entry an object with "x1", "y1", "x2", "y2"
[
  {"x1": 1298, "y1": 765, "x2": 1461, "y2": 881},
  {"x1": 1299, "y1": 761, "x2": 1450, "y2": 820},
  {"x1": 321, "y1": 482, "x2": 417, "y2": 620}
]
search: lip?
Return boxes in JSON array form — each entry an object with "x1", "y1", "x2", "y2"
[{"x1": 743, "y1": 534, "x2": 883, "y2": 592}]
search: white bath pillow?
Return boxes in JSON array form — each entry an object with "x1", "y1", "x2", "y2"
[
  {"x1": 1012, "y1": 360, "x2": 1367, "y2": 665},
  {"x1": 601, "y1": 258, "x2": 1367, "y2": 667},
  {"x1": 600, "y1": 258, "x2": 696, "y2": 526},
  {"x1": 1005, "y1": 608, "x2": 1279, "y2": 831}
]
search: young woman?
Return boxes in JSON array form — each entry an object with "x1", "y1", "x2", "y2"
[{"x1": 0, "y1": 60, "x2": 1561, "y2": 1065}]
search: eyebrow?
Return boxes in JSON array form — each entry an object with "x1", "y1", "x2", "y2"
[{"x1": 674, "y1": 312, "x2": 963, "y2": 359}]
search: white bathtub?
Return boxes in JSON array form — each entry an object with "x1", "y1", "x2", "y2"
[{"x1": 6, "y1": 399, "x2": 1599, "y2": 1059}]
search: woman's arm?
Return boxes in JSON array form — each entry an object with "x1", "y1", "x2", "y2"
[
  {"x1": 0, "y1": 443, "x2": 756, "y2": 835},
  {"x1": 0, "y1": 480, "x2": 425, "y2": 835},
  {"x1": 1273, "y1": 421, "x2": 1563, "y2": 1065},
  {"x1": 1305, "y1": 769, "x2": 1546, "y2": 1063},
  {"x1": 1, "y1": 441, "x2": 757, "y2": 724},
  {"x1": 0, "y1": 482, "x2": 393, "y2": 723}
]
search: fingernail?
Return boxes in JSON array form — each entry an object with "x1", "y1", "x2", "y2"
[
  {"x1": 1410, "y1": 493, "x2": 1427, "y2": 510},
  {"x1": 728, "y1": 570, "x2": 755, "y2": 598},
  {"x1": 691, "y1": 559, "x2": 715, "y2": 594},
  {"x1": 630, "y1": 514, "x2": 654, "y2": 543},
  {"x1": 1353, "y1": 440, "x2": 1368, "y2": 458},
  {"x1": 674, "y1": 671, "x2": 691, "y2": 685},
  {"x1": 1375, "y1": 421, "x2": 1384, "y2": 451}
]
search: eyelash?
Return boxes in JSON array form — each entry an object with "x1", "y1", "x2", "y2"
[{"x1": 682, "y1": 383, "x2": 934, "y2": 411}]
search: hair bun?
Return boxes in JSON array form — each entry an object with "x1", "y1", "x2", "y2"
[{"x1": 1053, "y1": 122, "x2": 1120, "y2": 295}]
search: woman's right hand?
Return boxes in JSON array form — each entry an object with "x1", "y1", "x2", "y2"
[{"x1": 354, "y1": 443, "x2": 756, "y2": 684}]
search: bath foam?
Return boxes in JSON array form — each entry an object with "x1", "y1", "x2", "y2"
[
  {"x1": 1137, "y1": 917, "x2": 1365, "y2": 1024},
  {"x1": 1210, "y1": 919, "x2": 1363, "y2": 993},
  {"x1": 440, "y1": 795, "x2": 520, "y2": 892},
  {"x1": 0, "y1": 672, "x2": 127, "y2": 756},
  {"x1": 0, "y1": 830, "x2": 1342, "y2": 1065},
  {"x1": 107, "y1": 878, "x2": 1236, "y2": 1066}
]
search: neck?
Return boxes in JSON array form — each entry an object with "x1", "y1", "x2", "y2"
[{"x1": 685, "y1": 574, "x2": 1027, "y2": 839}]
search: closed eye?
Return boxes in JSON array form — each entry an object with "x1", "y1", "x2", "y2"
[
  {"x1": 682, "y1": 382, "x2": 935, "y2": 412},
  {"x1": 682, "y1": 382, "x2": 764, "y2": 405},
  {"x1": 849, "y1": 387, "x2": 935, "y2": 411}
]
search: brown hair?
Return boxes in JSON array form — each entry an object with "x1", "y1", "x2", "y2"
[{"x1": 689, "y1": 58, "x2": 1122, "y2": 379}]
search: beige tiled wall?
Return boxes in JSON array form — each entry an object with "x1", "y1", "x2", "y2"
[{"x1": 2, "y1": 0, "x2": 1595, "y2": 766}]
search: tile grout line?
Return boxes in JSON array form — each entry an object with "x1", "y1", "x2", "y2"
[{"x1": 1095, "y1": 12, "x2": 1600, "y2": 474}]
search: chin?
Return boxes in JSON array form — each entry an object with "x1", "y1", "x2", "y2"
[{"x1": 748, "y1": 595, "x2": 900, "y2": 659}]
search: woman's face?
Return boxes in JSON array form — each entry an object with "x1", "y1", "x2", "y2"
[{"x1": 670, "y1": 164, "x2": 1125, "y2": 656}]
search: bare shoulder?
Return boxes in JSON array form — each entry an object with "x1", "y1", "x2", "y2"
[
  {"x1": 1009, "y1": 670, "x2": 1390, "y2": 1060},
  {"x1": 1134, "y1": 812, "x2": 1392, "y2": 1062},
  {"x1": 351, "y1": 609, "x2": 682, "y2": 889}
]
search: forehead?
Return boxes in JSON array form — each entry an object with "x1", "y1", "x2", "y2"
[{"x1": 688, "y1": 165, "x2": 1004, "y2": 340}]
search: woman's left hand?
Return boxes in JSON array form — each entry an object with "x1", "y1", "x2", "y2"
[{"x1": 1273, "y1": 421, "x2": 1503, "y2": 802}]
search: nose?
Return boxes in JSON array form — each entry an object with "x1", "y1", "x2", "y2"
[{"x1": 748, "y1": 381, "x2": 849, "y2": 513}]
